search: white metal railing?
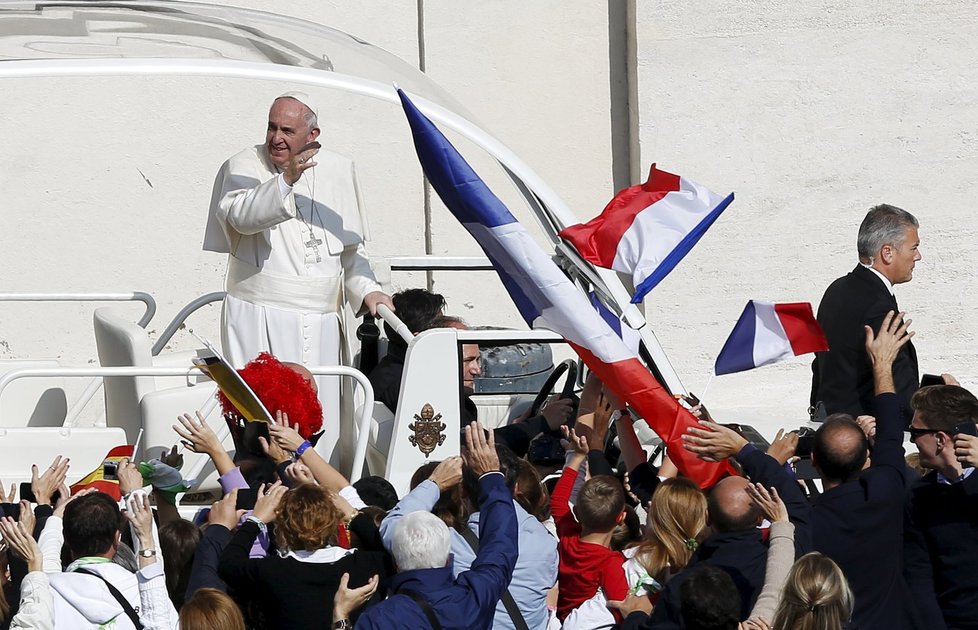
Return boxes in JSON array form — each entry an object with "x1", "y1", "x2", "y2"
[
  {"x1": 375, "y1": 304, "x2": 412, "y2": 345},
  {"x1": 151, "y1": 292, "x2": 225, "y2": 356},
  {"x1": 0, "y1": 292, "x2": 157, "y2": 328},
  {"x1": 0, "y1": 292, "x2": 160, "y2": 426},
  {"x1": 0, "y1": 365, "x2": 375, "y2": 484}
]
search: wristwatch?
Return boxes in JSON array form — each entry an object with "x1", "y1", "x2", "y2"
[
  {"x1": 332, "y1": 619, "x2": 352, "y2": 629},
  {"x1": 138, "y1": 548, "x2": 157, "y2": 558}
]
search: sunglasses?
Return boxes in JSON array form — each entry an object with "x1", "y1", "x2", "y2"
[{"x1": 907, "y1": 427, "x2": 941, "y2": 441}]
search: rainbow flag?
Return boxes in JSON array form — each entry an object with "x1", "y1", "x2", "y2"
[{"x1": 70, "y1": 445, "x2": 135, "y2": 500}]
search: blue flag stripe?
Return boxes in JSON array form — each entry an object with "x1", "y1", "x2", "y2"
[
  {"x1": 714, "y1": 300, "x2": 758, "y2": 375},
  {"x1": 631, "y1": 192, "x2": 735, "y2": 303}
]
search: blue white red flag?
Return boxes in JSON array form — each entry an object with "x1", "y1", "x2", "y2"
[
  {"x1": 398, "y1": 89, "x2": 732, "y2": 488},
  {"x1": 715, "y1": 301, "x2": 829, "y2": 376},
  {"x1": 559, "y1": 165, "x2": 733, "y2": 303}
]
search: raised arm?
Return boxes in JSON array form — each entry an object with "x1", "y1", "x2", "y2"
[{"x1": 456, "y1": 422, "x2": 519, "y2": 610}]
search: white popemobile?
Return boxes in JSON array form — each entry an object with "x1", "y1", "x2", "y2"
[{"x1": 0, "y1": 0, "x2": 803, "y2": 508}]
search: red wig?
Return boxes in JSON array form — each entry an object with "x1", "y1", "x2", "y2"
[{"x1": 218, "y1": 353, "x2": 323, "y2": 439}]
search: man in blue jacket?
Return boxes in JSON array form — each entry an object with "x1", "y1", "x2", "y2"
[{"x1": 354, "y1": 421, "x2": 518, "y2": 630}]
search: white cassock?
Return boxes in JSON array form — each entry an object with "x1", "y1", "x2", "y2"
[{"x1": 203, "y1": 144, "x2": 381, "y2": 468}]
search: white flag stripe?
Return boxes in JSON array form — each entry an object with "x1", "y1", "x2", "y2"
[
  {"x1": 467, "y1": 221, "x2": 634, "y2": 364},
  {"x1": 612, "y1": 177, "x2": 728, "y2": 286},
  {"x1": 752, "y1": 301, "x2": 794, "y2": 368}
]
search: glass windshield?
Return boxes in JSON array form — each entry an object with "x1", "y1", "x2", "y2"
[{"x1": 0, "y1": 0, "x2": 473, "y2": 117}]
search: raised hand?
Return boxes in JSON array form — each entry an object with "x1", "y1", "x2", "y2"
[
  {"x1": 865, "y1": 311, "x2": 914, "y2": 370},
  {"x1": 463, "y1": 422, "x2": 499, "y2": 477},
  {"x1": 270, "y1": 412, "x2": 305, "y2": 452},
  {"x1": 32, "y1": 455, "x2": 70, "y2": 505},
  {"x1": 0, "y1": 517, "x2": 42, "y2": 572},
  {"x1": 285, "y1": 462, "x2": 317, "y2": 486},
  {"x1": 260, "y1": 434, "x2": 292, "y2": 465},
  {"x1": 173, "y1": 412, "x2": 223, "y2": 456},
  {"x1": 125, "y1": 493, "x2": 155, "y2": 547},
  {"x1": 0, "y1": 479, "x2": 14, "y2": 504},
  {"x1": 54, "y1": 487, "x2": 96, "y2": 519},
  {"x1": 209, "y1": 489, "x2": 245, "y2": 530},
  {"x1": 766, "y1": 429, "x2": 799, "y2": 465},
  {"x1": 252, "y1": 482, "x2": 288, "y2": 523},
  {"x1": 746, "y1": 483, "x2": 787, "y2": 523},
  {"x1": 428, "y1": 456, "x2": 463, "y2": 491},
  {"x1": 954, "y1": 432, "x2": 978, "y2": 468},
  {"x1": 117, "y1": 458, "x2": 145, "y2": 497},
  {"x1": 333, "y1": 572, "x2": 380, "y2": 621},
  {"x1": 560, "y1": 425, "x2": 590, "y2": 457},
  {"x1": 283, "y1": 141, "x2": 321, "y2": 185},
  {"x1": 160, "y1": 445, "x2": 183, "y2": 469},
  {"x1": 682, "y1": 420, "x2": 749, "y2": 462}
]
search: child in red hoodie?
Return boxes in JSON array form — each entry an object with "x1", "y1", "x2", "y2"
[{"x1": 551, "y1": 427, "x2": 630, "y2": 622}]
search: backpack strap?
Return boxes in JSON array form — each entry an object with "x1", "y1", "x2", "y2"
[
  {"x1": 459, "y1": 526, "x2": 530, "y2": 630},
  {"x1": 397, "y1": 588, "x2": 443, "y2": 630},
  {"x1": 74, "y1": 567, "x2": 144, "y2": 629}
]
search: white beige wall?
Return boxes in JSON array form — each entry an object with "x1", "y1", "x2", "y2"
[
  {"x1": 0, "y1": 1, "x2": 974, "y2": 430},
  {"x1": 635, "y1": 0, "x2": 978, "y2": 425}
]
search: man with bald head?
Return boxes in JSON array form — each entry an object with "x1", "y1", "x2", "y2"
[
  {"x1": 622, "y1": 415, "x2": 812, "y2": 629},
  {"x1": 810, "y1": 310, "x2": 921, "y2": 629},
  {"x1": 204, "y1": 93, "x2": 393, "y2": 465}
]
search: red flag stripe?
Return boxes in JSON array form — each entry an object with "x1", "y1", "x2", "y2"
[
  {"x1": 559, "y1": 165, "x2": 682, "y2": 268},
  {"x1": 568, "y1": 342, "x2": 734, "y2": 489},
  {"x1": 773, "y1": 302, "x2": 829, "y2": 356}
]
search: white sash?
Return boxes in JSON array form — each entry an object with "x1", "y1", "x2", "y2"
[{"x1": 226, "y1": 257, "x2": 341, "y2": 313}]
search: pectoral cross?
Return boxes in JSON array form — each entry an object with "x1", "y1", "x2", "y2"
[{"x1": 304, "y1": 234, "x2": 323, "y2": 263}]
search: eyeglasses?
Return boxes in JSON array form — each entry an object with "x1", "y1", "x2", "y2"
[{"x1": 907, "y1": 427, "x2": 941, "y2": 441}]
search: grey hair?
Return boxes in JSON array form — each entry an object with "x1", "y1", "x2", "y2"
[
  {"x1": 391, "y1": 511, "x2": 451, "y2": 572},
  {"x1": 856, "y1": 204, "x2": 918, "y2": 263},
  {"x1": 273, "y1": 96, "x2": 319, "y2": 131}
]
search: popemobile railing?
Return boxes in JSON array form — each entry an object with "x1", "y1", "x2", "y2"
[{"x1": 0, "y1": 365, "x2": 375, "y2": 486}]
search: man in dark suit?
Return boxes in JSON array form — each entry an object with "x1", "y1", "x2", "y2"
[
  {"x1": 811, "y1": 204, "x2": 921, "y2": 423},
  {"x1": 812, "y1": 311, "x2": 924, "y2": 629}
]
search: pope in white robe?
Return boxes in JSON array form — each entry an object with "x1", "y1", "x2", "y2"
[{"x1": 202, "y1": 92, "x2": 392, "y2": 468}]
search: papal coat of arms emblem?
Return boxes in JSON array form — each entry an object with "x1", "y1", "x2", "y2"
[{"x1": 408, "y1": 403, "x2": 446, "y2": 457}]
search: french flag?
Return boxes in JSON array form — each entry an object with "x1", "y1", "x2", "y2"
[
  {"x1": 715, "y1": 301, "x2": 829, "y2": 376},
  {"x1": 398, "y1": 89, "x2": 732, "y2": 488},
  {"x1": 559, "y1": 165, "x2": 733, "y2": 303}
]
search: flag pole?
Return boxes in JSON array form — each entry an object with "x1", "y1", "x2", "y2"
[
  {"x1": 699, "y1": 372, "x2": 715, "y2": 402},
  {"x1": 133, "y1": 428, "x2": 144, "y2": 460}
]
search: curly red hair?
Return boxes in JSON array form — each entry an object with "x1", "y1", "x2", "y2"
[{"x1": 218, "y1": 353, "x2": 323, "y2": 439}]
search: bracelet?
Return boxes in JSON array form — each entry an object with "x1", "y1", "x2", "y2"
[
  {"x1": 295, "y1": 440, "x2": 313, "y2": 458},
  {"x1": 244, "y1": 515, "x2": 268, "y2": 535},
  {"x1": 333, "y1": 620, "x2": 352, "y2": 629},
  {"x1": 611, "y1": 409, "x2": 631, "y2": 423}
]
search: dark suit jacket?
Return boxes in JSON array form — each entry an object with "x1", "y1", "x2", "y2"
[
  {"x1": 811, "y1": 264, "x2": 919, "y2": 422},
  {"x1": 812, "y1": 392, "x2": 926, "y2": 629}
]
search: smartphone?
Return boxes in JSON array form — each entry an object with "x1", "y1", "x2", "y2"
[
  {"x1": 19, "y1": 483, "x2": 62, "y2": 506},
  {"x1": 792, "y1": 427, "x2": 817, "y2": 459},
  {"x1": 235, "y1": 488, "x2": 259, "y2": 511},
  {"x1": 920, "y1": 373, "x2": 944, "y2": 387},
  {"x1": 953, "y1": 422, "x2": 978, "y2": 437},
  {"x1": 1, "y1": 502, "x2": 21, "y2": 520}
]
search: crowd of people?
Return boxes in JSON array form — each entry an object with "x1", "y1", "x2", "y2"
[
  {"x1": 1, "y1": 92, "x2": 974, "y2": 629},
  {"x1": 1, "y1": 300, "x2": 976, "y2": 629}
]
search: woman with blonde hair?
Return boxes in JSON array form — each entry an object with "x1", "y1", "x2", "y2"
[
  {"x1": 771, "y1": 552, "x2": 853, "y2": 630},
  {"x1": 631, "y1": 477, "x2": 707, "y2": 587}
]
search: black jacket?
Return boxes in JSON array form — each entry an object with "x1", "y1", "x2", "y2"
[{"x1": 811, "y1": 264, "x2": 919, "y2": 422}]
